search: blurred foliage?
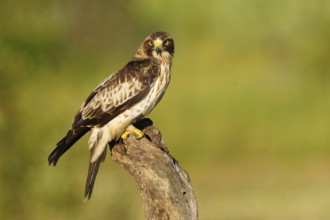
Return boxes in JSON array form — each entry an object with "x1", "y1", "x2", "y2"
[{"x1": 0, "y1": 0, "x2": 329, "y2": 219}]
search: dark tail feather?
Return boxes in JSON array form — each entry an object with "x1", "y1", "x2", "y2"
[
  {"x1": 48, "y1": 127, "x2": 90, "y2": 166},
  {"x1": 84, "y1": 148, "x2": 107, "y2": 201}
]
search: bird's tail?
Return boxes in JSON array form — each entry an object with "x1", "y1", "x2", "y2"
[
  {"x1": 48, "y1": 127, "x2": 90, "y2": 166},
  {"x1": 84, "y1": 148, "x2": 107, "y2": 201}
]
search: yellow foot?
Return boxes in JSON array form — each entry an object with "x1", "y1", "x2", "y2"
[{"x1": 121, "y1": 125, "x2": 144, "y2": 140}]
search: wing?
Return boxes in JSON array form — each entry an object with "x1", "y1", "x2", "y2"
[
  {"x1": 48, "y1": 58, "x2": 160, "y2": 166},
  {"x1": 72, "y1": 58, "x2": 160, "y2": 129}
]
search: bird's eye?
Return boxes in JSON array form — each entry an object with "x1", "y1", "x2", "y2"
[
  {"x1": 164, "y1": 40, "x2": 170, "y2": 46},
  {"x1": 148, "y1": 40, "x2": 153, "y2": 46}
]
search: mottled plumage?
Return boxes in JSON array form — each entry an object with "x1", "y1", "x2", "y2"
[{"x1": 48, "y1": 31, "x2": 174, "y2": 200}]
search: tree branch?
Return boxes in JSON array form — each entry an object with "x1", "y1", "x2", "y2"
[{"x1": 110, "y1": 118, "x2": 198, "y2": 220}]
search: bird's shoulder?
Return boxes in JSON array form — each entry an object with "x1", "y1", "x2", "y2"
[{"x1": 83, "y1": 58, "x2": 158, "y2": 104}]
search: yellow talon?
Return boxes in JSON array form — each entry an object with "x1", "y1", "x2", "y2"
[
  {"x1": 121, "y1": 131, "x2": 131, "y2": 140},
  {"x1": 121, "y1": 126, "x2": 144, "y2": 140},
  {"x1": 132, "y1": 128, "x2": 144, "y2": 139}
]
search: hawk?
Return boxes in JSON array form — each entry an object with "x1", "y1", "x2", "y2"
[{"x1": 48, "y1": 31, "x2": 174, "y2": 200}]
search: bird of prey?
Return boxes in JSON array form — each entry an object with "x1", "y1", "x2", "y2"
[{"x1": 48, "y1": 31, "x2": 174, "y2": 200}]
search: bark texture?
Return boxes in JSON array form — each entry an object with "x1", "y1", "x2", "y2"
[{"x1": 110, "y1": 118, "x2": 198, "y2": 220}]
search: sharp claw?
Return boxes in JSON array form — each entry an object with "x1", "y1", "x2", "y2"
[
  {"x1": 121, "y1": 131, "x2": 131, "y2": 140},
  {"x1": 121, "y1": 127, "x2": 144, "y2": 140},
  {"x1": 134, "y1": 129, "x2": 144, "y2": 139}
]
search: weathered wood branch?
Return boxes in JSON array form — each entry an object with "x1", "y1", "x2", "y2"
[{"x1": 110, "y1": 118, "x2": 198, "y2": 220}]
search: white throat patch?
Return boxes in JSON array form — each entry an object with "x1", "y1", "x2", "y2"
[{"x1": 152, "y1": 50, "x2": 171, "y2": 61}]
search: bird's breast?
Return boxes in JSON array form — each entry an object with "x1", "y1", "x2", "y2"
[
  {"x1": 141, "y1": 63, "x2": 171, "y2": 114},
  {"x1": 101, "y1": 62, "x2": 171, "y2": 141}
]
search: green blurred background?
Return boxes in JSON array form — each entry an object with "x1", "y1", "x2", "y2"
[{"x1": 1, "y1": 0, "x2": 329, "y2": 219}]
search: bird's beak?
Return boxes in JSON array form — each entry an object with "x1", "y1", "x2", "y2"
[
  {"x1": 155, "y1": 46, "x2": 161, "y2": 54},
  {"x1": 154, "y1": 40, "x2": 162, "y2": 55}
]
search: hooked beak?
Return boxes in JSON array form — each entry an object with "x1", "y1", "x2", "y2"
[
  {"x1": 154, "y1": 39, "x2": 162, "y2": 55},
  {"x1": 155, "y1": 46, "x2": 161, "y2": 54}
]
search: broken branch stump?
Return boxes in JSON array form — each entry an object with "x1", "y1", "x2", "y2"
[{"x1": 110, "y1": 118, "x2": 198, "y2": 220}]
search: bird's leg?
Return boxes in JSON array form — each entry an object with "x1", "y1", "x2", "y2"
[{"x1": 121, "y1": 124, "x2": 144, "y2": 140}]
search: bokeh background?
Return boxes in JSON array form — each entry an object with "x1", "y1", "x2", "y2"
[{"x1": 1, "y1": 0, "x2": 329, "y2": 219}]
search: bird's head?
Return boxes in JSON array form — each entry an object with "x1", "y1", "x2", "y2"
[{"x1": 136, "y1": 31, "x2": 174, "y2": 61}]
